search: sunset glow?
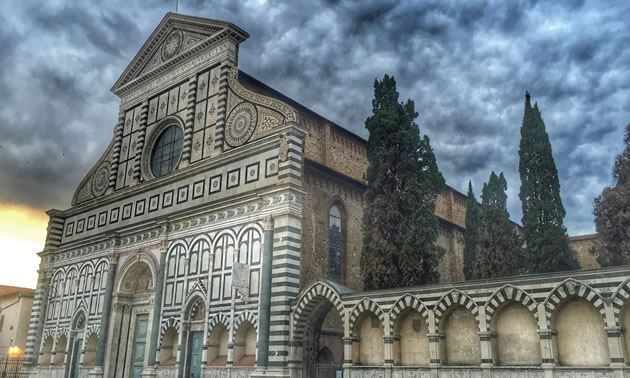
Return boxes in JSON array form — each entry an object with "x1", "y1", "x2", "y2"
[{"x1": 0, "y1": 204, "x2": 47, "y2": 288}]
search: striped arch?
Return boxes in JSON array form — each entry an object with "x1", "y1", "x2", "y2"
[
  {"x1": 543, "y1": 278, "x2": 606, "y2": 325},
  {"x1": 53, "y1": 328, "x2": 69, "y2": 347},
  {"x1": 434, "y1": 289, "x2": 479, "y2": 330},
  {"x1": 233, "y1": 310, "x2": 258, "y2": 334},
  {"x1": 485, "y1": 284, "x2": 538, "y2": 324},
  {"x1": 293, "y1": 281, "x2": 345, "y2": 341},
  {"x1": 389, "y1": 294, "x2": 430, "y2": 333},
  {"x1": 84, "y1": 325, "x2": 100, "y2": 340},
  {"x1": 349, "y1": 298, "x2": 385, "y2": 332},
  {"x1": 160, "y1": 317, "x2": 181, "y2": 344},
  {"x1": 612, "y1": 278, "x2": 630, "y2": 326},
  {"x1": 187, "y1": 278, "x2": 207, "y2": 297},
  {"x1": 208, "y1": 313, "x2": 230, "y2": 334}
]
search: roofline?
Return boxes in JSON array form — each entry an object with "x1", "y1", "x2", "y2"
[{"x1": 238, "y1": 70, "x2": 367, "y2": 143}]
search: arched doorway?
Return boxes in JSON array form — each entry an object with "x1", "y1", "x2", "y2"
[
  {"x1": 68, "y1": 310, "x2": 86, "y2": 378},
  {"x1": 182, "y1": 295, "x2": 206, "y2": 378},
  {"x1": 293, "y1": 282, "x2": 345, "y2": 378},
  {"x1": 108, "y1": 255, "x2": 156, "y2": 378}
]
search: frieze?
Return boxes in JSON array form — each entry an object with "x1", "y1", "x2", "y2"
[
  {"x1": 122, "y1": 42, "x2": 229, "y2": 106},
  {"x1": 52, "y1": 192, "x2": 302, "y2": 264}
]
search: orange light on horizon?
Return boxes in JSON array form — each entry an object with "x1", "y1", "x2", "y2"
[{"x1": 0, "y1": 203, "x2": 47, "y2": 289}]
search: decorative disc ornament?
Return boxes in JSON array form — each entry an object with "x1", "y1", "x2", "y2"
[
  {"x1": 91, "y1": 162, "x2": 111, "y2": 197},
  {"x1": 161, "y1": 30, "x2": 184, "y2": 61},
  {"x1": 225, "y1": 102, "x2": 257, "y2": 147}
]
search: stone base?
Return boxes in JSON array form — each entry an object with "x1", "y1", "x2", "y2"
[
  {"x1": 250, "y1": 367, "x2": 291, "y2": 378},
  {"x1": 88, "y1": 366, "x2": 104, "y2": 378},
  {"x1": 142, "y1": 366, "x2": 158, "y2": 377}
]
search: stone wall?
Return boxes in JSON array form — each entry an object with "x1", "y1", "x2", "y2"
[
  {"x1": 569, "y1": 234, "x2": 601, "y2": 269},
  {"x1": 290, "y1": 265, "x2": 630, "y2": 378},
  {"x1": 300, "y1": 164, "x2": 365, "y2": 290}
]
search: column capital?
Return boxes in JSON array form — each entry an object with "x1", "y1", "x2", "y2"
[
  {"x1": 159, "y1": 239, "x2": 169, "y2": 254},
  {"x1": 263, "y1": 215, "x2": 274, "y2": 231},
  {"x1": 108, "y1": 251, "x2": 120, "y2": 264}
]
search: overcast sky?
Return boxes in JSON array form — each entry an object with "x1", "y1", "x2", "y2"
[{"x1": 1, "y1": 0, "x2": 629, "y2": 254}]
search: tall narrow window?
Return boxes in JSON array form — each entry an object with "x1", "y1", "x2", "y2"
[{"x1": 329, "y1": 205, "x2": 342, "y2": 281}]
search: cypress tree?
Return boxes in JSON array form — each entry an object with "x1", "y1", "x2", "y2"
[
  {"x1": 592, "y1": 124, "x2": 630, "y2": 266},
  {"x1": 473, "y1": 172, "x2": 521, "y2": 279},
  {"x1": 519, "y1": 92, "x2": 578, "y2": 273},
  {"x1": 361, "y1": 75, "x2": 445, "y2": 290},
  {"x1": 463, "y1": 181, "x2": 480, "y2": 280}
]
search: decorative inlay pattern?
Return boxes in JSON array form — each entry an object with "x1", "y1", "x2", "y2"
[
  {"x1": 225, "y1": 102, "x2": 257, "y2": 148},
  {"x1": 91, "y1": 162, "x2": 111, "y2": 197},
  {"x1": 161, "y1": 30, "x2": 184, "y2": 61}
]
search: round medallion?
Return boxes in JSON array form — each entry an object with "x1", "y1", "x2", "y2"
[
  {"x1": 91, "y1": 162, "x2": 111, "y2": 197},
  {"x1": 225, "y1": 102, "x2": 257, "y2": 147},
  {"x1": 161, "y1": 30, "x2": 183, "y2": 61}
]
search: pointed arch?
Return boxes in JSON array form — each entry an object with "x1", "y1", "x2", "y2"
[
  {"x1": 349, "y1": 298, "x2": 385, "y2": 331},
  {"x1": 70, "y1": 307, "x2": 87, "y2": 331},
  {"x1": 208, "y1": 313, "x2": 231, "y2": 334},
  {"x1": 543, "y1": 278, "x2": 606, "y2": 324},
  {"x1": 182, "y1": 291, "x2": 206, "y2": 321},
  {"x1": 434, "y1": 289, "x2": 479, "y2": 330},
  {"x1": 612, "y1": 278, "x2": 630, "y2": 326},
  {"x1": 160, "y1": 317, "x2": 181, "y2": 345},
  {"x1": 234, "y1": 310, "x2": 258, "y2": 334},
  {"x1": 485, "y1": 284, "x2": 538, "y2": 324},
  {"x1": 293, "y1": 280, "x2": 346, "y2": 341}
]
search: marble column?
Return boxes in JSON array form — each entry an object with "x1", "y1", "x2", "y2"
[
  {"x1": 90, "y1": 249, "x2": 119, "y2": 377},
  {"x1": 255, "y1": 215, "x2": 275, "y2": 370},
  {"x1": 144, "y1": 238, "x2": 169, "y2": 376}
]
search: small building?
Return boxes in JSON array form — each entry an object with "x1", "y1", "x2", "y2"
[{"x1": 0, "y1": 285, "x2": 34, "y2": 357}]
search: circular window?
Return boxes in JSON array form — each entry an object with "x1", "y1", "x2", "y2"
[{"x1": 150, "y1": 125, "x2": 183, "y2": 177}]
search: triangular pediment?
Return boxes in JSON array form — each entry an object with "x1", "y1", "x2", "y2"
[{"x1": 111, "y1": 13, "x2": 248, "y2": 96}]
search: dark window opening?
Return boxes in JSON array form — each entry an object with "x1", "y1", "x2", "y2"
[
  {"x1": 328, "y1": 205, "x2": 342, "y2": 281},
  {"x1": 151, "y1": 125, "x2": 183, "y2": 177}
]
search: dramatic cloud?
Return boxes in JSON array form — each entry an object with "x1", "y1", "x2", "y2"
[{"x1": 1, "y1": 0, "x2": 628, "y2": 236}]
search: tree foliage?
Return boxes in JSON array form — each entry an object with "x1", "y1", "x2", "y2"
[
  {"x1": 473, "y1": 172, "x2": 521, "y2": 279},
  {"x1": 593, "y1": 124, "x2": 630, "y2": 266},
  {"x1": 463, "y1": 181, "x2": 480, "y2": 280},
  {"x1": 518, "y1": 92, "x2": 578, "y2": 273},
  {"x1": 360, "y1": 75, "x2": 445, "y2": 290}
]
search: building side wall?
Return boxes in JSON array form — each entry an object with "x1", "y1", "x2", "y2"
[{"x1": 300, "y1": 166, "x2": 364, "y2": 290}]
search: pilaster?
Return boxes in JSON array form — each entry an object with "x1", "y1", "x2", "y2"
[
  {"x1": 89, "y1": 238, "x2": 119, "y2": 378},
  {"x1": 143, "y1": 233, "x2": 169, "y2": 377}
]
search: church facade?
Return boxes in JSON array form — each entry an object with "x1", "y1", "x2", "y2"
[{"x1": 23, "y1": 13, "x2": 630, "y2": 378}]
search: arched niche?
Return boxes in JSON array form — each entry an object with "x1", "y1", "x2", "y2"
[
  {"x1": 117, "y1": 259, "x2": 155, "y2": 295},
  {"x1": 53, "y1": 335, "x2": 67, "y2": 366},
  {"x1": 551, "y1": 297, "x2": 610, "y2": 366},
  {"x1": 159, "y1": 327, "x2": 178, "y2": 366},
  {"x1": 82, "y1": 333, "x2": 98, "y2": 367},
  {"x1": 393, "y1": 308, "x2": 429, "y2": 366},
  {"x1": 207, "y1": 323, "x2": 229, "y2": 366},
  {"x1": 439, "y1": 305, "x2": 481, "y2": 366},
  {"x1": 490, "y1": 301, "x2": 541, "y2": 365},
  {"x1": 40, "y1": 336, "x2": 54, "y2": 366},
  {"x1": 352, "y1": 311, "x2": 384, "y2": 366},
  {"x1": 233, "y1": 320, "x2": 256, "y2": 366}
]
